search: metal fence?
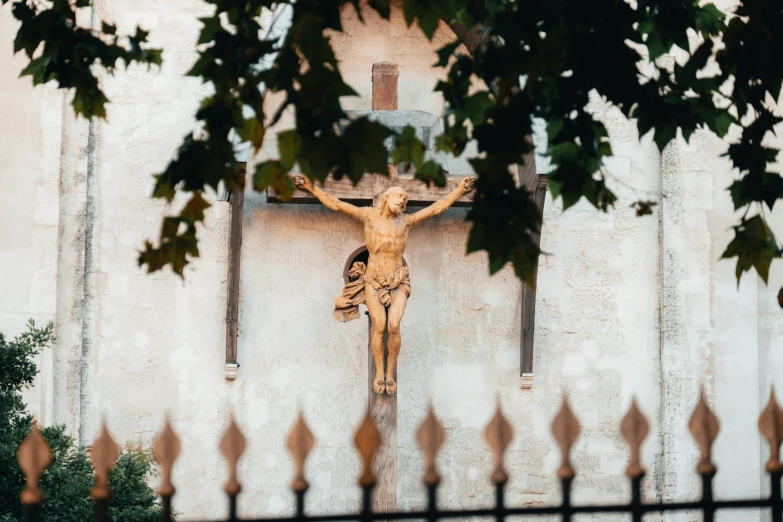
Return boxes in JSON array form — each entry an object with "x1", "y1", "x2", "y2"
[{"x1": 17, "y1": 391, "x2": 783, "y2": 522}]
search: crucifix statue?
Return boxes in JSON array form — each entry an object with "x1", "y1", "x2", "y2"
[
  {"x1": 293, "y1": 174, "x2": 475, "y2": 394},
  {"x1": 226, "y1": 59, "x2": 542, "y2": 516},
  {"x1": 232, "y1": 63, "x2": 544, "y2": 395}
]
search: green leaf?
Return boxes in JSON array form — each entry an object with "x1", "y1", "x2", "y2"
[
  {"x1": 133, "y1": 27, "x2": 150, "y2": 42},
  {"x1": 417, "y1": 11, "x2": 440, "y2": 40},
  {"x1": 721, "y1": 215, "x2": 778, "y2": 284},
  {"x1": 187, "y1": 47, "x2": 216, "y2": 78},
  {"x1": 415, "y1": 160, "x2": 446, "y2": 187},
  {"x1": 339, "y1": 118, "x2": 394, "y2": 183},
  {"x1": 72, "y1": 89, "x2": 108, "y2": 119},
  {"x1": 152, "y1": 174, "x2": 176, "y2": 202},
  {"x1": 401, "y1": 0, "x2": 439, "y2": 39},
  {"x1": 254, "y1": 161, "x2": 294, "y2": 200},
  {"x1": 637, "y1": 21, "x2": 654, "y2": 34},
  {"x1": 546, "y1": 119, "x2": 564, "y2": 141},
  {"x1": 391, "y1": 125, "x2": 425, "y2": 169},
  {"x1": 180, "y1": 193, "x2": 211, "y2": 222},
  {"x1": 368, "y1": 0, "x2": 391, "y2": 19},
  {"x1": 646, "y1": 33, "x2": 669, "y2": 61},
  {"x1": 456, "y1": 92, "x2": 494, "y2": 125},
  {"x1": 652, "y1": 122, "x2": 677, "y2": 152},
  {"x1": 728, "y1": 173, "x2": 783, "y2": 210},
  {"x1": 18, "y1": 56, "x2": 46, "y2": 84},
  {"x1": 695, "y1": 4, "x2": 725, "y2": 36},
  {"x1": 238, "y1": 118, "x2": 266, "y2": 154},
  {"x1": 711, "y1": 110, "x2": 734, "y2": 138},
  {"x1": 547, "y1": 141, "x2": 579, "y2": 164},
  {"x1": 278, "y1": 130, "x2": 302, "y2": 172},
  {"x1": 197, "y1": 17, "x2": 223, "y2": 45},
  {"x1": 402, "y1": 0, "x2": 416, "y2": 27},
  {"x1": 435, "y1": 41, "x2": 460, "y2": 67}
]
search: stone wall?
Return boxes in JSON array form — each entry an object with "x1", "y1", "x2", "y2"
[
  {"x1": 1, "y1": 1, "x2": 781, "y2": 521},
  {"x1": 0, "y1": 8, "x2": 61, "y2": 426}
]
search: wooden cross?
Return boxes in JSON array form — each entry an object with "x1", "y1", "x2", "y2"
[
  {"x1": 226, "y1": 61, "x2": 545, "y2": 387},
  {"x1": 268, "y1": 62, "x2": 478, "y2": 513},
  {"x1": 223, "y1": 34, "x2": 546, "y2": 505}
]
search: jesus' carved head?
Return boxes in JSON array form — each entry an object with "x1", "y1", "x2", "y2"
[{"x1": 379, "y1": 186, "x2": 408, "y2": 215}]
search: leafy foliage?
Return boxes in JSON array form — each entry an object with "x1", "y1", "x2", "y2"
[
  {"x1": 8, "y1": 0, "x2": 783, "y2": 300},
  {"x1": 2, "y1": 0, "x2": 161, "y2": 119},
  {"x1": 0, "y1": 321, "x2": 161, "y2": 522}
]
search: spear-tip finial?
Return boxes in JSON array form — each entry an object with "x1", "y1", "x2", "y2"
[
  {"x1": 688, "y1": 389, "x2": 720, "y2": 476},
  {"x1": 417, "y1": 404, "x2": 446, "y2": 487},
  {"x1": 90, "y1": 421, "x2": 121, "y2": 501},
  {"x1": 220, "y1": 413, "x2": 247, "y2": 496},
  {"x1": 484, "y1": 398, "x2": 513, "y2": 484},
  {"x1": 287, "y1": 411, "x2": 316, "y2": 492},
  {"x1": 18, "y1": 421, "x2": 52, "y2": 505},
  {"x1": 620, "y1": 398, "x2": 650, "y2": 478},
  {"x1": 354, "y1": 412, "x2": 382, "y2": 487},
  {"x1": 153, "y1": 415, "x2": 182, "y2": 497},
  {"x1": 551, "y1": 395, "x2": 581, "y2": 480},
  {"x1": 759, "y1": 387, "x2": 783, "y2": 473}
]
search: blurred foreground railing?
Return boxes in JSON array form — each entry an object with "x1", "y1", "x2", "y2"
[{"x1": 17, "y1": 391, "x2": 783, "y2": 522}]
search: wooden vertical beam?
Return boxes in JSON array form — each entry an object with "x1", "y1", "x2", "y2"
[
  {"x1": 368, "y1": 317, "x2": 396, "y2": 512},
  {"x1": 369, "y1": 62, "x2": 397, "y2": 514},
  {"x1": 225, "y1": 164, "x2": 246, "y2": 380},
  {"x1": 520, "y1": 157, "x2": 546, "y2": 389}
]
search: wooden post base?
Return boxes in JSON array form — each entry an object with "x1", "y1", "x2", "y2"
[{"x1": 367, "y1": 316, "x2": 396, "y2": 513}]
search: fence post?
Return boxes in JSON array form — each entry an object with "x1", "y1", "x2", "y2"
[
  {"x1": 161, "y1": 495, "x2": 172, "y2": 522},
  {"x1": 24, "y1": 504, "x2": 39, "y2": 522},
  {"x1": 360, "y1": 485, "x2": 373, "y2": 522},
  {"x1": 426, "y1": 485, "x2": 438, "y2": 522},
  {"x1": 560, "y1": 477, "x2": 573, "y2": 522},
  {"x1": 295, "y1": 490, "x2": 306, "y2": 520},
  {"x1": 771, "y1": 471, "x2": 782, "y2": 522},
  {"x1": 630, "y1": 475, "x2": 643, "y2": 522},
  {"x1": 494, "y1": 482, "x2": 506, "y2": 522},
  {"x1": 701, "y1": 473, "x2": 715, "y2": 522},
  {"x1": 95, "y1": 499, "x2": 109, "y2": 522},
  {"x1": 228, "y1": 493, "x2": 238, "y2": 522}
]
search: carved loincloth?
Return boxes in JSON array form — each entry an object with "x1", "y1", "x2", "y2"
[{"x1": 333, "y1": 262, "x2": 411, "y2": 322}]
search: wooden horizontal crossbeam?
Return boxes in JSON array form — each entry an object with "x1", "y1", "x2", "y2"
[{"x1": 266, "y1": 172, "x2": 474, "y2": 208}]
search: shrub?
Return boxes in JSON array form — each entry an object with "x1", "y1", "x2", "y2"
[{"x1": 0, "y1": 320, "x2": 162, "y2": 522}]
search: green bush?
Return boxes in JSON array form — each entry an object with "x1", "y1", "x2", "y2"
[{"x1": 0, "y1": 320, "x2": 162, "y2": 522}]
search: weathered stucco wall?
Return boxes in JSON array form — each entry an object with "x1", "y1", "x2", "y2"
[
  {"x1": 0, "y1": 9, "x2": 62, "y2": 426},
  {"x1": 1, "y1": 1, "x2": 782, "y2": 521}
]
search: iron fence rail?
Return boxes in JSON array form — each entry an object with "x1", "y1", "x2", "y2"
[
  {"x1": 23, "y1": 474, "x2": 783, "y2": 522},
  {"x1": 16, "y1": 391, "x2": 783, "y2": 522}
]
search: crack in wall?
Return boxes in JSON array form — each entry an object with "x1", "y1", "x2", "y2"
[{"x1": 77, "y1": 1, "x2": 99, "y2": 446}]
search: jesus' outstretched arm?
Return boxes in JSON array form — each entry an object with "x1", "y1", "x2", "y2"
[
  {"x1": 406, "y1": 177, "x2": 475, "y2": 227},
  {"x1": 293, "y1": 175, "x2": 367, "y2": 221}
]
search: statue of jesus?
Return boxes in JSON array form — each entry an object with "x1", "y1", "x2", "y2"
[{"x1": 294, "y1": 174, "x2": 475, "y2": 394}]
